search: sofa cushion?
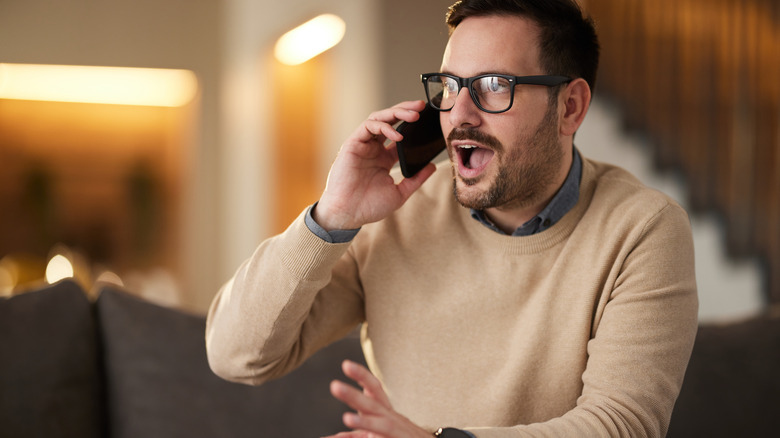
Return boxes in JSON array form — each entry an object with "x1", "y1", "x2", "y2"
[
  {"x1": 668, "y1": 313, "x2": 780, "y2": 437},
  {"x1": 97, "y1": 286, "x2": 365, "y2": 438},
  {"x1": 0, "y1": 280, "x2": 103, "y2": 438}
]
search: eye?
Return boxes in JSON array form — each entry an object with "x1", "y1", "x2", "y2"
[
  {"x1": 443, "y1": 77, "x2": 459, "y2": 93},
  {"x1": 476, "y1": 76, "x2": 511, "y2": 94}
]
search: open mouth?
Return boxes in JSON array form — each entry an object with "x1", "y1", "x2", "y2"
[{"x1": 457, "y1": 144, "x2": 494, "y2": 176}]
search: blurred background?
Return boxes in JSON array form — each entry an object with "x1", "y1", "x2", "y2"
[{"x1": 0, "y1": 0, "x2": 777, "y2": 321}]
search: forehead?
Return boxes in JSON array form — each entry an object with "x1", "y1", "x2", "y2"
[{"x1": 441, "y1": 15, "x2": 543, "y2": 76}]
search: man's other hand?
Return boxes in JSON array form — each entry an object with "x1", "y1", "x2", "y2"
[{"x1": 325, "y1": 360, "x2": 433, "y2": 438}]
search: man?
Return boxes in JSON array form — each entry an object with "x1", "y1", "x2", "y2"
[{"x1": 206, "y1": 0, "x2": 698, "y2": 436}]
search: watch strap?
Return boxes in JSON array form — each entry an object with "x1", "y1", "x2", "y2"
[{"x1": 434, "y1": 427, "x2": 476, "y2": 438}]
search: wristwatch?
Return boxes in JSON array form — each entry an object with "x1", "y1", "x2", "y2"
[{"x1": 434, "y1": 427, "x2": 475, "y2": 438}]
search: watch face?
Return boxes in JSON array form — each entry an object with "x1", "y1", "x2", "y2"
[{"x1": 435, "y1": 427, "x2": 472, "y2": 438}]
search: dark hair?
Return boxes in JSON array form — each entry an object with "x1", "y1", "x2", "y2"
[{"x1": 446, "y1": 0, "x2": 600, "y2": 94}]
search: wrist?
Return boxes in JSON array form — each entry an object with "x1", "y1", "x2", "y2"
[{"x1": 312, "y1": 200, "x2": 360, "y2": 232}]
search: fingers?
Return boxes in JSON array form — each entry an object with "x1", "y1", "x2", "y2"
[
  {"x1": 317, "y1": 100, "x2": 434, "y2": 231},
  {"x1": 330, "y1": 378, "x2": 385, "y2": 415},
  {"x1": 341, "y1": 360, "x2": 393, "y2": 408},
  {"x1": 354, "y1": 100, "x2": 426, "y2": 144},
  {"x1": 330, "y1": 382, "x2": 394, "y2": 437},
  {"x1": 343, "y1": 411, "x2": 393, "y2": 434},
  {"x1": 329, "y1": 361, "x2": 392, "y2": 419},
  {"x1": 358, "y1": 119, "x2": 404, "y2": 145},
  {"x1": 329, "y1": 380, "x2": 388, "y2": 436},
  {"x1": 329, "y1": 360, "x2": 430, "y2": 438},
  {"x1": 367, "y1": 100, "x2": 426, "y2": 123}
]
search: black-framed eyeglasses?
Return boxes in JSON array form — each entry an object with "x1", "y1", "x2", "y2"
[{"x1": 421, "y1": 73, "x2": 571, "y2": 114}]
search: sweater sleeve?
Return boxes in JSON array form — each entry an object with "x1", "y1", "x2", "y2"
[
  {"x1": 205, "y1": 210, "x2": 365, "y2": 385},
  {"x1": 467, "y1": 202, "x2": 699, "y2": 438}
]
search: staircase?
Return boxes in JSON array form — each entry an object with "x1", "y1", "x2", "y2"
[
  {"x1": 577, "y1": 98, "x2": 765, "y2": 323},
  {"x1": 580, "y1": 0, "x2": 779, "y2": 321}
]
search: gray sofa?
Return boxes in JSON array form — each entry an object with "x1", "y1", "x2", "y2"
[
  {"x1": 1, "y1": 280, "x2": 778, "y2": 437},
  {"x1": 667, "y1": 307, "x2": 780, "y2": 437},
  {"x1": 0, "y1": 280, "x2": 365, "y2": 438}
]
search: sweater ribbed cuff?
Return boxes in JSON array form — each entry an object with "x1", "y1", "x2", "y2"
[{"x1": 280, "y1": 210, "x2": 353, "y2": 280}]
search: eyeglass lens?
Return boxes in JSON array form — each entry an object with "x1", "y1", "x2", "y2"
[{"x1": 426, "y1": 75, "x2": 514, "y2": 112}]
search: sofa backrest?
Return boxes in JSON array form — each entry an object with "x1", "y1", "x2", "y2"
[
  {"x1": 0, "y1": 279, "x2": 104, "y2": 438},
  {"x1": 96, "y1": 284, "x2": 365, "y2": 438},
  {"x1": 1, "y1": 280, "x2": 366, "y2": 438},
  {"x1": 667, "y1": 312, "x2": 780, "y2": 437}
]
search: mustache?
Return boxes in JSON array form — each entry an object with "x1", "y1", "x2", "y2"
[{"x1": 447, "y1": 128, "x2": 503, "y2": 152}]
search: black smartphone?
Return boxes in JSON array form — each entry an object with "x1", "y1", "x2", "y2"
[{"x1": 396, "y1": 104, "x2": 446, "y2": 178}]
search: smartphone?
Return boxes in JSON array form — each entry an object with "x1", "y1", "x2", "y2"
[{"x1": 396, "y1": 104, "x2": 446, "y2": 178}]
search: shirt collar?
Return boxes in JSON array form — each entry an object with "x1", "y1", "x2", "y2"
[{"x1": 470, "y1": 148, "x2": 582, "y2": 236}]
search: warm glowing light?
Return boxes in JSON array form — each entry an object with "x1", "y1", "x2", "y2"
[
  {"x1": 0, "y1": 265, "x2": 14, "y2": 296},
  {"x1": 95, "y1": 270, "x2": 124, "y2": 287},
  {"x1": 0, "y1": 63, "x2": 198, "y2": 107},
  {"x1": 45, "y1": 254, "x2": 74, "y2": 284},
  {"x1": 274, "y1": 14, "x2": 346, "y2": 65},
  {"x1": 0, "y1": 258, "x2": 17, "y2": 296}
]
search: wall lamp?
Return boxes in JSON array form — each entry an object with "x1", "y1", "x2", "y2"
[
  {"x1": 274, "y1": 14, "x2": 346, "y2": 66},
  {"x1": 0, "y1": 63, "x2": 198, "y2": 107}
]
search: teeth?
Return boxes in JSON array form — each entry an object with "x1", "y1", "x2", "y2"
[{"x1": 459, "y1": 145, "x2": 477, "y2": 149}]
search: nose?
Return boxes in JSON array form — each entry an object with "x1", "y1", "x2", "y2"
[{"x1": 445, "y1": 87, "x2": 482, "y2": 129}]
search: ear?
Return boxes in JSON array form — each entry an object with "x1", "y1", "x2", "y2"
[{"x1": 559, "y1": 78, "x2": 591, "y2": 137}]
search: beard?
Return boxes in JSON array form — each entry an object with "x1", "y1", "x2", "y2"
[{"x1": 449, "y1": 99, "x2": 564, "y2": 211}]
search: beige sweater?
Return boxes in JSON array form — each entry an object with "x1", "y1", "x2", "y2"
[{"x1": 206, "y1": 156, "x2": 698, "y2": 437}]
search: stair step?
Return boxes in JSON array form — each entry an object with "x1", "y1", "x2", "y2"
[{"x1": 578, "y1": 99, "x2": 765, "y2": 323}]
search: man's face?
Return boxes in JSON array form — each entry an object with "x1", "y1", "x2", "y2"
[{"x1": 439, "y1": 15, "x2": 566, "y2": 212}]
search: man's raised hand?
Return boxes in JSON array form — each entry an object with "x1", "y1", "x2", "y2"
[{"x1": 313, "y1": 100, "x2": 437, "y2": 232}]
